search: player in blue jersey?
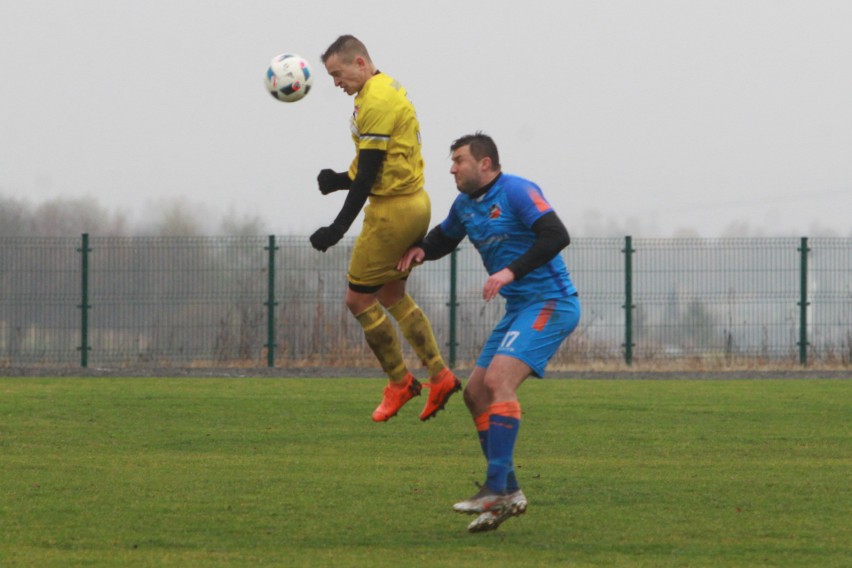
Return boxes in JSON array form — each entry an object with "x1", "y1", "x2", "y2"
[{"x1": 398, "y1": 132, "x2": 581, "y2": 533}]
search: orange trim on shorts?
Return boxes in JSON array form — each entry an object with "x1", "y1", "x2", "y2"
[
  {"x1": 488, "y1": 401, "x2": 521, "y2": 420},
  {"x1": 532, "y1": 300, "x2": 557, "y2": 331}
]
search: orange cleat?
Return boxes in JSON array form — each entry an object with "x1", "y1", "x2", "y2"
[
  {"x1": 419, "y1": 368, "x2": 461, "y2": 421},
  {"x1": 372, "y1": 373, "x2": 422, "y2": 422}
]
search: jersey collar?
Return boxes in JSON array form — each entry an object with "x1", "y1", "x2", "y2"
[{"x1": 470, "y1": 172, "x2": 502, "y2": 201}]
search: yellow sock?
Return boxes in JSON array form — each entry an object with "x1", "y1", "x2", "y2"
[
  {"x1": 387, "y1": 294, "x2": 446, "y2": 378},
  {"x1": 355, "y1": 302, "x2": 407, "y2": 381}
]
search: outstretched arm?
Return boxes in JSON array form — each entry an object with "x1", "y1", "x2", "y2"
[{"x1": 397, "y1": 225, "x2": 464, "y2": 271}]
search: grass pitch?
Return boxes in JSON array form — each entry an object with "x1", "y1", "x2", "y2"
[{"x1": 0, "y1": 377, "x2": 849, "y2": 567}]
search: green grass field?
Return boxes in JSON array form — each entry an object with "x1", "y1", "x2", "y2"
[{"x1": 0, "y1": 377, "x2": 849, "y2": 567}]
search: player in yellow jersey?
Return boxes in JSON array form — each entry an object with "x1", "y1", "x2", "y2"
[{"x1": 310, "y1": 35, "x2": 460, "y2": 422}]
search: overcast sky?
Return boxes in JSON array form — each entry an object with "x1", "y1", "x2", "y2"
[{"x1": 1, "y1": 0, "x2": 851, "y2": 237}]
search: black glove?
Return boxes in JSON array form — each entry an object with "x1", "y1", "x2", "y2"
[
  {"x1": 310, "y1": 225, "x2": 344, "y2": 252},
  {"x1": 317, "y1": 169, "x2": 349, "y2": 195}
]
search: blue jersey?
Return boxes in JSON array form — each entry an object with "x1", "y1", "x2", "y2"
[{"x1": 439, "y1": 173, "x2": 577, "y2": 307}]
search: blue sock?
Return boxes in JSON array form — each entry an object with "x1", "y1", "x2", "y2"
[
  {"x1": 485, "y1": 413, "x2": 520, "y2": 493},
  {"x1": 481, "y1": 429, "x2": 520, "y2": 492},
  {"x1": 507, "y1": 468, "x2": 520, "y2": 493}
]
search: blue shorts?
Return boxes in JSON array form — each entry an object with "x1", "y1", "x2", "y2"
[{"x1": 476, "y1": 295, "x2": 580, "y2": 378}]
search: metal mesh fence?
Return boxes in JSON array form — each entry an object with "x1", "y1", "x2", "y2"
[
  {"x1": 87, "y1": 237, "x2": 269, "y2": 365},
  {"x1": 1, "y1": 235, "x2": 849, "y2": 369},
  {"x1": 809, "y1": 239, "x2": 852, "y2": 365},
  {"x1": 0, "y1": 238, "x2": 79, "y2": 362},
  {"x1": 630, "y1": 238, "x2": 801, "y2": 364},
  {"x1": 559, "y1": 238, "x2": 625, "y2": 364}
]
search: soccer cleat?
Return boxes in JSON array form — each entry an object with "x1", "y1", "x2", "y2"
[
  {"x1": 505, "y1": 489, "x2": 528, "y2": 514},
  {"x1": 419, "y1": 368, "x2": 461, "y2": 421},
  {"x1": 371, "y1": 373, "x2": 422, "y2": 422},
  {"x1": 467, "y1": 489, "x2": 527, "y2": 533},
  {"x1": 452, "y1": 484, "x2": 507, "y2": 515}
]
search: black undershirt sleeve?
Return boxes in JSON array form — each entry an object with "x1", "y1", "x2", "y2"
[
  {"x1": 505, "y1": 211, "x2": 571, "y2": 280},
  {"x1": 329, "y1": 149, "x2": 385, "y2": 233},
  {"x1": 418, "y1": 225, "x2": 464, "y2": 261}
]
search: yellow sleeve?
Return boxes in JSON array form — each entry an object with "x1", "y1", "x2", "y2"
[{"x1": 356, "y1": 96, "x2": 394, "y2": 152}]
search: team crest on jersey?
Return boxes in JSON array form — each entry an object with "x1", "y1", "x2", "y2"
[{"x1": 489, "y1": 204, "x2": 502, "y2": 219}]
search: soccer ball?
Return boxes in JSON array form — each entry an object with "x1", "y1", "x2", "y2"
[{"x1": 265, "y1": 53, "x2": 313, "y2": 102}]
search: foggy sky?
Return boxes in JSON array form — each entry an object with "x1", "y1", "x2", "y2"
[{"x1": 1, "y1": 0, "x2": 851, "y2": 237}]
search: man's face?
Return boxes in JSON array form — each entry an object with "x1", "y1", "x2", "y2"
[
  {"x1": 324, "y1": 54, "x2": 366, "y2": 96},
  {"x1": 450, "y1": 145, "x2": 487, "y2": 194}
]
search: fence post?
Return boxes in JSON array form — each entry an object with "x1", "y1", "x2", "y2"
[
  {"x1": 77, "y1": 233, "x2": 91, "y2": 368},
  {"x1": 265, "y1": 235, "x2": 279, "y2": 368},
  {"x1": 622, "y1": 235, "x2": 635, "y2": 366},
  {"x1": 797, "y1": 237, "x2": 809, "y2": 366},
  {"x1": 447, "y1": 248, "x2": 459, "y2": 368}
]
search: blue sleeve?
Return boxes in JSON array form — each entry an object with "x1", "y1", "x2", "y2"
[
  {"x1": 439, "y1": 200, "x2": 467, "y2": 240},
  {"x1": 505, "y1": 182, "x2": 553, "y2": 228}
]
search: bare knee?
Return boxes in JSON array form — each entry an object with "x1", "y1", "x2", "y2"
[
  {"x1": 482, "y1": 372, "x2": 501, "y2": 397},
  {"x1": 482, "y1": 356, "x2": 529, "y2": 402},
  {"x1": 463, "y1": 386, "x2": 477, "y2": 413},
  {"x1": 377, "y1": 280, "x2": 406, "y2": 308},
  {"x1": 463, "y1": 376, "x2": 493, "y2": 417},
  {"x1": 345, "y1": 289, "x2": 378, "y2": 315},
  {"x1": 482, "y1": 369, "x2": 516, "y2": 403}
]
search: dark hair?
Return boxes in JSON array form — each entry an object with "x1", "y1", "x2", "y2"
[
  {"x1": 450, "y1": 132, "x2": 501, "y2": 170},
  {"x1": 321, "y1": 35, "x2": 371, "y2": 64}
]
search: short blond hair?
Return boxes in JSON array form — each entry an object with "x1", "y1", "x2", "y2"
[{"x1": 321, "y1": 35, "x2": 372, "y2": 64}]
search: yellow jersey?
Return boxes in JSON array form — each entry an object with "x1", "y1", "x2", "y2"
[{"x1": 348, "y1": 72, "x2": 424, "y2": 197}]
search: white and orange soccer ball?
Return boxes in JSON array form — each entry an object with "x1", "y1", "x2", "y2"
[{"x1": 265, "y1": 53, "x2": 313, "y2": 103}]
